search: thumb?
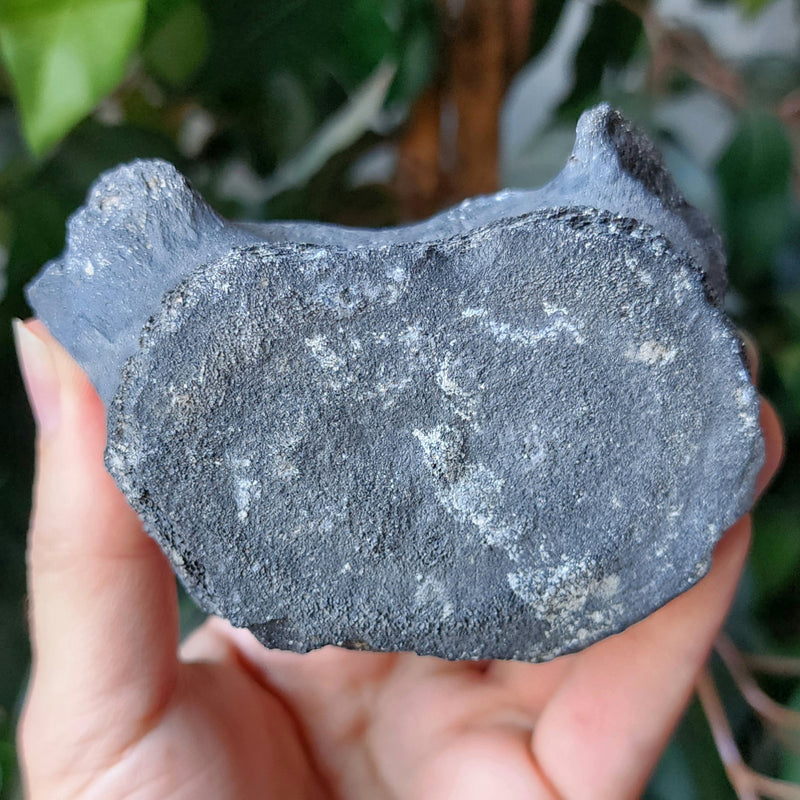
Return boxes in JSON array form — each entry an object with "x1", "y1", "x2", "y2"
[{"x1": 15, "y1": 319, "x2": 179, "y2": 777}]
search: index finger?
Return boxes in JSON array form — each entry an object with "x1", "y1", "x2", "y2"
[{"x1": 16, "y1": 320, "x2": 179, "y2": 782}]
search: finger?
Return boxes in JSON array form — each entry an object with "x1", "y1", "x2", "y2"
[
  {"x1": 180, "y1": 616, "x2": 253, "y2": 668},
  {"x1": 485, "y1": 654, "x2": 575, "y2": 716},
  {"x1": 206, "y1": 619, "x2": 405, "y2": 703},
  {"x1": 16, "y1": 320, "x2": 178, "y2": 752},
  {"x1": 531, "y1": 517, "x2": 751, "y2": 800},
  {"x1": 179, "y1": 618, "x2": 326, "y2": 706},
  {"x1": 756, "y1": 396, "x2": 783, "y2": 500},
  {"x1": 739, "y1": 334, "x2": 784, "y2": 499}
]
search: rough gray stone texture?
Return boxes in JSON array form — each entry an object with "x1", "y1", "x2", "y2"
[
  {"x1": 27, "y1": 105, "x2": 763, "y2": 661},
  {"x1": 28, "y1": 103, "x2": 726, "y2": 406}
]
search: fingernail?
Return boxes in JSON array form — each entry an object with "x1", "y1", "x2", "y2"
[{"x1": 13, "y1": 319, "x2": 61, "y2": 436}]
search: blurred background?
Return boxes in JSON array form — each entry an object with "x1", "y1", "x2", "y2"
[{"x1": 0, "y1": 0, "x2": 798, "y2": 797}]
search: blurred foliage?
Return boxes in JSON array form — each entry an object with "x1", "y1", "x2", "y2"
[
  {"x1": 718, "y1": 111, "x2": 794, "y2": 285},
  {"x1": 0, "y1": 0, "x2": 146, "y2": 155},
  {"x1": 559, "y1": 0, "x2": 643, "y2": 115},
  {"x1": 784, "y1": 684, "x2": 800, "y2": 781},
  {"x1": 0, "y1": 0, "x2": 798, "y2": 798}
]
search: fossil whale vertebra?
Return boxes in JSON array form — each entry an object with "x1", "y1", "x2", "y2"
[{"x1": 27, "y1": 105, "x2": 763, "y2": 661}]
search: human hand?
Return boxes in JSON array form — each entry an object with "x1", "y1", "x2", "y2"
[{"x1": 14, "y1": 319, "x2": 782, "y2": 800}]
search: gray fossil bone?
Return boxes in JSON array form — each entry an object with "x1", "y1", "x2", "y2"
[{"x1": 26, "y1": 104, "x2": 763, "y2": 661}]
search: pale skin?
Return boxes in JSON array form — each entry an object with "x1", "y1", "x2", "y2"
[{"x1": 14, "y1": 319, "x2": 783, "y2": 800}]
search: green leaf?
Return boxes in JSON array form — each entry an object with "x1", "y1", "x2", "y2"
[
  {"x1": 143, "y1": 0, "x2": 208, "y2": 87},
  {"x1": 262, "y1": 71, "x2": 317, "y2": 162},
  {"x1": 751, "y1": 501, "x2": 800, "y2": 600},
  {"x1": 717, "y1": 112, "x2": 792, "y2": 201},
  {"x1": 725, "y1": 194, "x2": 793, "y2": 282},
  {"x1": 647, "y1": 699, "x2": 734, "y2": 799},
  {"x1": 0, "y1": 0, "x2": 146, "y2": 155},
  {"x1": 389, "y1": 12, "x2": 436, "y2": 106},
  {"x1": 775, "y1": 344, "x2": 800, "y2": 419},
  {"x1": 260, "y1": 61, "x2": 396, "y2": 202},
  {"x1": 644, "y1": 734, "x2": 700, "y2": 799},
  {"x1": 528, "y1": 0, "x2": 568, "y2": 61},
  {"x1": 780, "y1": 291, "x2": 800, "y2": 338},
  {"x1": 735, "y1": 0, "x2": 777, "y2": 17},
  {"x1": 717, "y1": 112, "x2": 793, "y2": 283},
  {"x1": 781, "y1": 684, "x2": 800, "y2": 782},
  {"x1": 559, "y1": 0, "x2": 643, "y2": 116},
  {"x1": 0, "y1": 724, "x2": 18, "y2": 800}
]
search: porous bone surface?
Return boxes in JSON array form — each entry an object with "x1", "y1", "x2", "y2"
[
  {"x1": 28, "y1": 104, "x2": 725, "y2": 405},
  {"x1": 27, "y1": 105, "x2": 763, "y2": 661}
]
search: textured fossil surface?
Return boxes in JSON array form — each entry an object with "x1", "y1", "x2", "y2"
[{"x1": 27, "y1": 105, "x2": 763, "y2": 661}]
